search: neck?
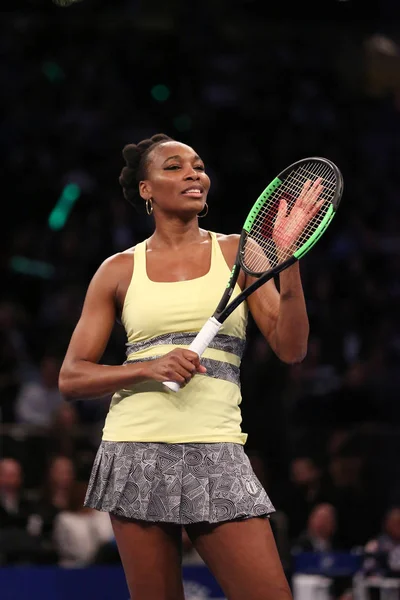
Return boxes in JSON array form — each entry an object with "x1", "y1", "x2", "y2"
[{"x1": 149, "y1": 217, "x2": 206, "y2": 250}]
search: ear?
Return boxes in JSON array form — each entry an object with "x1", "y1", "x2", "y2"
[{"x1": 139, "y1": 180, "x2": 152, "y2": 200}]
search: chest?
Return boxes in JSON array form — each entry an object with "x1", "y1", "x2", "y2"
[
  {"x1": 115, "y1": 238, "x2": 246, "y2": 317},
  {"x1": 145, "y1": 244, "x2": 213, "y2": 283}
]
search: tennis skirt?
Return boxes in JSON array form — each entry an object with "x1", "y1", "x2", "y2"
[{"x1": 84, "y1": 441, "x2": 275, "y2": 525}]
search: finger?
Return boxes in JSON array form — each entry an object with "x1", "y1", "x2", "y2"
[
  {"x1": 309, "y1": 198, "x2": 324, "y2": 218},
  {"x1": 190, "y1": 358, "x2": 207, "y2": 373},
  {"x1": 276, "y1": 198, "x2": 288, "y2": 224},
  {"x1": 304, "y1": 179, "x2": 323, "y2": 209},
  {"x1": 297, "y1": 180, "x2": 313, "y2": 207},
  {"x1": 177, "y1": 352, "x2": 206, "y2": 374},
  {"x1": 182, "y1": 350, "x2": 200, "y2": 362},
  {"x1": 308, "y1": 185, "x2": 324, "y2": 213},
  {"x1": 174, "y1": 365, "x2": 196, "y2": 381},
  {"x1": 182, "y1": 352, "x2": 203, "y2": 371},
  {"x1": 178, "y1": 358, "x2": 198, "y2": 374}
]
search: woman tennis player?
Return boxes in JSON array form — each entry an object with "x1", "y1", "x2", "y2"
[{"x1": 59, "y1": 133, "x2": 315, "y2": 600}]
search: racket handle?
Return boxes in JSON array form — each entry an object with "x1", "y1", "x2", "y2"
[{"x1": 163, "y1": 317, "x2": 222, "y2": 392}]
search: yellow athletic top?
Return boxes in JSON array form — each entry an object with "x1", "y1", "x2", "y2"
[{"x1": 102, "y1": 231, "x2": 248, "y2": 444}]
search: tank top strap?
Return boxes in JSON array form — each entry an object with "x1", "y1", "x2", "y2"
[
  {"x1": 132, "y1": 240, "x2": 148, "y2": 281},
  {"x1": 208, "y1": 231, "x2": 231, "y2": 276}
]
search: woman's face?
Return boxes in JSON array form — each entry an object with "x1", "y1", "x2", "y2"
[
  {"x1": 139, "y1": 141, "x2": 211, "y2": 218},
  {"x1": 49, "y1": 457, "x2": 75, "y2": 489}
]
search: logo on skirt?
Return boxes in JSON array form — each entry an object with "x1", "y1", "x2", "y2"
[{"x1": 245, "y1": 480, "x2": 259, "y2": 495}]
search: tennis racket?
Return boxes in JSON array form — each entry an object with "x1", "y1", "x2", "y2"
[{"x1": 163, "y1": 156, "x2": 343, "y2": 392}]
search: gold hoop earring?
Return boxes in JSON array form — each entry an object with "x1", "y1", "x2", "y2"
[
  {"x1": 198, "y1": 203, "x2": 208, "y2": 218},
  {"x1": 145, "y1": 198, "x2": 153, "y2": 216}
]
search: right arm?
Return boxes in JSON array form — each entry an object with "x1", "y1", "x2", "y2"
[{"x1": 59, "y1": 254, "x2": 205, "y2": 401}]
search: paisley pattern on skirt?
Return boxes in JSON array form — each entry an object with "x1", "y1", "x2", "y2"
[{"x1": 84, "y1": 441, "x2": 275, "y2": 524}]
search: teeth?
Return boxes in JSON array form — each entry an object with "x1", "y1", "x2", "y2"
[{"x1": 184, "y1": 189, "x2": 201, "y2": 193}]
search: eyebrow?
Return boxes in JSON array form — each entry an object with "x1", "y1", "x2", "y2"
[{"x1": 162, "y1": 154, "x2": 203, "y2": 165}]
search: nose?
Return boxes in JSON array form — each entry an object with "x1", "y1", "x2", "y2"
[{"x1": 183, "y1": 165, "x2": 200, "y2": 180}]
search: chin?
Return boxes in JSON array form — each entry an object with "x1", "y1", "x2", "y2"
[{"x1": 180, "y1": 199, "x2": 205, "y2": 213}]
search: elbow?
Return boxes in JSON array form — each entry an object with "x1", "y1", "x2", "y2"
[
  {"x1": 284, "y1": 353, "x2": 307, "y2": 365},
  {"x1": 58, "y1": 368, "x2": 79, "y2": 401},
  {"x1": 276, "y1": 331, "x2": 309, "y2": 365},
  {"x1": 278, "y1": 348, "x2": 307, "y2": 365}
]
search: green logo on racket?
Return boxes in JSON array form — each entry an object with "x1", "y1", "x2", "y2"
[{"x1": 226, "y1": 266, "x2": 236, "y2": 289}]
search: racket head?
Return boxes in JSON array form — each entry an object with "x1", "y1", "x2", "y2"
[{"x1": 239, "y1": 157, "x2": 343, "y2": 277}]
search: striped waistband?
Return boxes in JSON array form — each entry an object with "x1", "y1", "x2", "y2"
[
  {"x1": 125, "y1": 356, "x2": 240, "y2": 387},
  {"x1": 126, "y1": 332, "x2": 246, "y2": 360}
]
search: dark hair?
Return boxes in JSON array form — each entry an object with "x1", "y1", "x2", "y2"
[{"x1": 119, "y1": 133, "x2": 174, "y2": 211}]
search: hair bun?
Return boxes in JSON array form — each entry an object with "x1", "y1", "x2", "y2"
[
  {"x1": 119, "y1": 166, "x2": 135, "y2": 187},
  {"x1": 119, "y1": 133, "x2": 174, "y2": 212},
  {"x1": 122, "y1": 144, "x2": 140, "y2": 169},
  {"x1": 151, "y1": 133, "x2": 171, "y2": 144}
]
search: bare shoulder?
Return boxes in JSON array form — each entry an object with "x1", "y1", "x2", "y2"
[
  {"x1": 93, "y1": 247, "x2": 136, "y2": 286},
  {"x1": 214, "y1": 233, "x2": 241, "y2": 277},
  {"x1": 215, "y1": 232, "x2": 240, "y2": 250},
  {"x1": 215, "y1": 232, "x2": 239, "y2": 260}
]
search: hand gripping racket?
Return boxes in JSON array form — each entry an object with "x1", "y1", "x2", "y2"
[{"x1": 164, "y1": 156, "x2": 343, "y2": 392}]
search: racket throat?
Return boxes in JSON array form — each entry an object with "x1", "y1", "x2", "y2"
[{"x1": 214, "y1": 263, "x2": 241, "y2": 319}]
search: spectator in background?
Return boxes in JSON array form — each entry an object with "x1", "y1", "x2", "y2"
[
  {"x1": 277, "y1": 457, "x2": 327, "y2": 542},
  {"x1": 28, "y1": 456, "x2": 77, "y2": 556},
  {"x1": 325, "y1": 452, "x2": 374, "y2": 549},
  {"x1": 48, "y1": 402, "x2": 80, "y2": 458},
  {"x1": 42, "y1": 456, "x2": 76, "y2": 512},
  {"x1": 362, "y1": 507, "x2": 400, "y2": 577},
  {"x1": 47, "y1": 402, "x2": 99, "y2": 481},
  {"x1": 0, "y1": 458, "x2": 31, "y2": 530},
  {"x1": 292, "y1": 504, "x2": 355, "y2": 600},
  {"x1": 292, "y1": 503, "x2": 338, "y2": 554},
  {"x1": 0, "y1": 458, "x2": 42, "y2": 564},
  {"x1": 53, "y1": 480, "x2": 114, "y2": 567},
  {"x1": 15, "y1": 353, "x2": 63, "y2": 427}
]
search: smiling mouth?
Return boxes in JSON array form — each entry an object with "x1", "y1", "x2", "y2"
[{"x1": 181, "y1": 188, "x2": 203, "y2": 197}]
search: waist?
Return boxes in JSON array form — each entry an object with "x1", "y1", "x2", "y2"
[{"x1": 102, "y1": 376, "x2": 247, "y2": 445}]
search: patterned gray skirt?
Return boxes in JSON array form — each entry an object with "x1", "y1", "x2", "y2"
[{"x1": 84, "y1": 441, "x2": 275, "y2": 525}]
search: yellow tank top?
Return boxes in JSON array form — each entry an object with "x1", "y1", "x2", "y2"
[{"x1": 102, "y1": 231, "x2": 248, "y2": 444}]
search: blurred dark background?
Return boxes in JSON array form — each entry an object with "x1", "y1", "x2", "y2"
[{"x1": 0, "y1": 0, "x2": 400, "y2": 589}]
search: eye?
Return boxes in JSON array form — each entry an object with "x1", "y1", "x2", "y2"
[
  {"x1": 195, "y1": 165, "x2": 205, "y2": 171},
  {"x1": 164, "y1": 165, "x2": 180, "y2": 170}
]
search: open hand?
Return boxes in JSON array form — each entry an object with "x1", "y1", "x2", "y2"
[{"x1": 272, "y1": 178, "x2": 324, "y2": 252}]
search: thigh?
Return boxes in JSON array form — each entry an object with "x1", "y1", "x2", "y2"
[
  {"x1": 186, "y1": 517, "x2": 293, "y2": 600},
  {"x1": 110, "y1": 515, "x2": 185, "y2": 600}
]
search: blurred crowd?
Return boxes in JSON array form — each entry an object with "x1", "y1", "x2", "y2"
[{"x1": 1, "y1": 1, "x2": 400, "y2": 595}]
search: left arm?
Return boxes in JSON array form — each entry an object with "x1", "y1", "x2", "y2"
[
  {"x1": 246, "y1": 177, "x2": 325, "y2": 363},
  {"x1": 246, "y1": 262, "x2": 309, "y2": 364},
  {"x1": 219, "y1": 232, "x2": 309, "y2": 364}
]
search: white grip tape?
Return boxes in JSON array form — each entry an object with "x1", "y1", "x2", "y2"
[
  {"x1": 163, "y1": 317, "x2": 222, "y2": 392},
  {"x1": 163, "y1": 380, "x2": 181, "y2": 392}
]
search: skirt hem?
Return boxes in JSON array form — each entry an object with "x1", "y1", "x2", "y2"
[{"x1": 84, "y1": 499, "x2": 275, "y2": 525}]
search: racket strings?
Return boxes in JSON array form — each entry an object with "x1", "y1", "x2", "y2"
[{"x1": 243, "y1": 161, "x2": 336, "y2": 274}]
